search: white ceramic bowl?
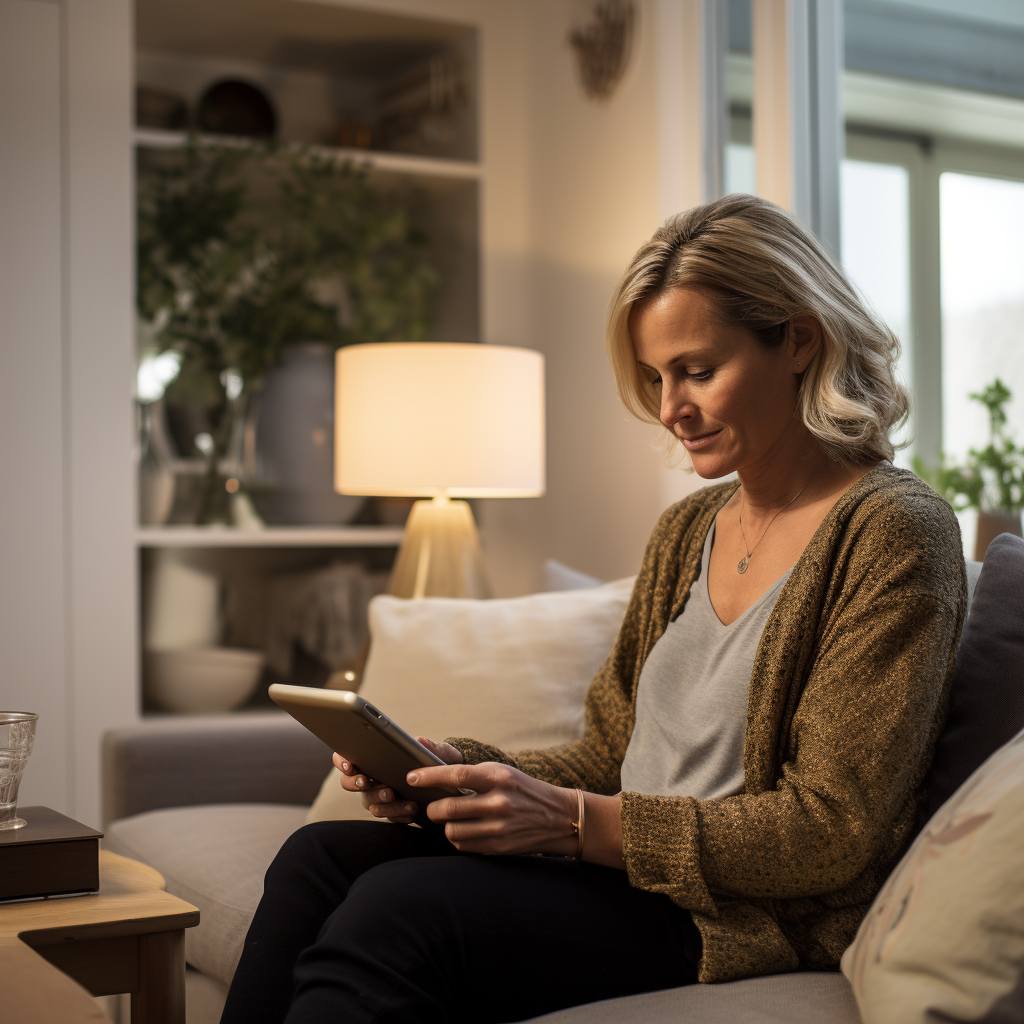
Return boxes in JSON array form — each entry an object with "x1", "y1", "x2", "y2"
[{"x1": 144, "y1": 647, "x2": 266, "y2": 714}]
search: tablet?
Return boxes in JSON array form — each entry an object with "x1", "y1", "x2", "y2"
[{"x1": 267, "y1": 683, "x2": 453, "y2": 814}]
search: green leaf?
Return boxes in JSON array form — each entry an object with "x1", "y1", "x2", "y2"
[
  {"x1": 914, "y1": 379, "x2": 1024, "y2": 513},
  {"x1": 136, "y1": 140, "x2": 440, "y2": 387}
]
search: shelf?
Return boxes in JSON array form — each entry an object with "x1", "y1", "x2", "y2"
[
  {"x1": 136, "y1": 525, "x2": 405, "y2": 547},
  {"x1": 132, "y1": 129, "x2": 483, "y2": 180}
]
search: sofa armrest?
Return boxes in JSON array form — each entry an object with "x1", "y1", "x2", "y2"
[{"x1": 102, "y1": 710, "x2": 332, "y2": 827}]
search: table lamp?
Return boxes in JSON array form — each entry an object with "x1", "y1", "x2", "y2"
[{"x1": 335, "y1": 342, "x2": 545, "y2": 599}]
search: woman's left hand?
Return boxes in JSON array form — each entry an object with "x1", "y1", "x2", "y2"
[{"x1": 408, "y1": 762, "x2": 580, "y2": 858}]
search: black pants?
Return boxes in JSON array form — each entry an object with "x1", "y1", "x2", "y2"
[{"x1": 221, "y1": 820, "x2": 701, "y2": 1024}]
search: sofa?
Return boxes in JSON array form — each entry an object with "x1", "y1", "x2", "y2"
[{"x1": 102, "y1": 537, "x2": 1024, "y2": 1024}]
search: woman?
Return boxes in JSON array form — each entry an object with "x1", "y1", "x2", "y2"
[{"x1": 222, "y1": 195, "x2": 967, "y2": 1024}]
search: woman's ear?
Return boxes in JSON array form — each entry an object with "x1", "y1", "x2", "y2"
[{"x1": 788, "y1": 313, "x2": 822, "y2": 372}]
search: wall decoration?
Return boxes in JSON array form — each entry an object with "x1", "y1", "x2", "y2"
[{"x1": 568, "y1": 0, "x2": 636, "y2": 101}]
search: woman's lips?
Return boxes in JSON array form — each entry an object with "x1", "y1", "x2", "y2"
[{"x1": 680, "y1": 429, "x2": 722, "y2": 451}]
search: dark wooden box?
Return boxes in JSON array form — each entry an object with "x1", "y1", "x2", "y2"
[{"x1": 0, "y1": 806, "x2": 102, "y2": 902}]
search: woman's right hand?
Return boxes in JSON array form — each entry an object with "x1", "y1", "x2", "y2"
[{"x1": 334, "y1": 737, "x2": 464, "y2": 824}]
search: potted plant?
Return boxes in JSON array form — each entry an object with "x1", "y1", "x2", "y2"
[
  {"x1": 914, "y1": 379, "x2": 1024, "y2": 560},
  {"x1": 136, "y1": 140, "x2": 438, "y2": 525}
]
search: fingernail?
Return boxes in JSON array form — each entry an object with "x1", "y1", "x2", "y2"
[
  {"x1": 341, "y1": 761, "x2": 349, "y2": 772},
  {"x1": 355, "y1": 777, "x2": 364, "y2": 788},
  {"x1": 406, "y1": 803, "x2": 416, "y2": 813},
  {"x1": 407, "y1": 772, "x2": 418, "y2": 784}
]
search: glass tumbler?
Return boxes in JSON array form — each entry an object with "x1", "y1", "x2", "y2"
[{"x1": 0, "y1": 712, "x2": 37, "y2": 830}]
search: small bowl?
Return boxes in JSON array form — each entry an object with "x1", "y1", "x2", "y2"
[
  {"x1": 197, "y1": 79, "x2": 276, "y2": 138},
  {"x1": 144, "y1": 648, "x2": 265, "y2": 714}
]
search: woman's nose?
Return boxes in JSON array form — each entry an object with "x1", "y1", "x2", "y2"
[{"x1": 660, "y1": 382, "x2": 693, "y2": 429}]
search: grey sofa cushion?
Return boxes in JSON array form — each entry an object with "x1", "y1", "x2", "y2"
[
  {"x1": 105, "y1": 803, "x2": 307, "y2": 986},
  {"x1": 923, "y1": 534, "x2": 1024, "y2": 821},
  {"x1": 102, "y1": 711, "x2": 331, "y2": 825},
  {"x1": 529, "y1": 971, "x2": 860, "y2": 1023}
]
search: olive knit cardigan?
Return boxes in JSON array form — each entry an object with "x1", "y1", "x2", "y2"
[{"x1": 450, "y1": 462, "x2": 967, "y2": 984}]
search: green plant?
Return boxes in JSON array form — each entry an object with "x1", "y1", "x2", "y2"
[
  {"x1": 136, "y1": 140, "x2": 439, "y2": 521},
  {"x1": 914, "y1": 379, "x2": 1024, "y2": 514},
  {"x1": 137, "y1": 140, "x2": 437, "y2": 384}
]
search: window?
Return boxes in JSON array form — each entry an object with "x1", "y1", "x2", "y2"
[
  {"x1": 840, "y1": 158, "x2": 912, "y2": 462},
  {"x1": 939, "y1": 171, "x2": 1024, "y2": 462}
]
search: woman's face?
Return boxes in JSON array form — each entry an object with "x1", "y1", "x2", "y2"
[{"x1": 629, "y1": 287, "x2": 809, "y2": 480}]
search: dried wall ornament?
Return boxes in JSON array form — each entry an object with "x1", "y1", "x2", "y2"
[{"x1": 569, "y1": 0, "x2": 636, "y2": 101}]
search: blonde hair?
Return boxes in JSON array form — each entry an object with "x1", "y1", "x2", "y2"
[{"x1": 607, "y1": 194, "x2": 909, "y2": 466}]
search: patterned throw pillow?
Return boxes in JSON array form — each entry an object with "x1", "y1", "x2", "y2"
[{"x1": 841, "y1": 727, "x2": 1024, "y2": 1024}]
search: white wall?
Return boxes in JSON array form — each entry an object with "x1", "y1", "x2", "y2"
[
  {"x1": 64, "y1": 0, "x2": 137, "y2": 831},
  {"x1": 0, "y1": 0, "x2": 69, "y2": 812},
  {"x1": 0, "y1": 0, "x2": 135, "y2": 828},
  {"x1": 482, "y1": 0, "x2": 684, "y2": 595}
]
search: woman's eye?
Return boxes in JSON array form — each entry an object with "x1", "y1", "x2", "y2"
[{"x1": 642, "y1": 368, "x2": 712, "y2": 386}]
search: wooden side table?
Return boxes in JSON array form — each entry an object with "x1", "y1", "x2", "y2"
[{"x1": 0, "y1": 850, "x2": 199, "y2": 1024}]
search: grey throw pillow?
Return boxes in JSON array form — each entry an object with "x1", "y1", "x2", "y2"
[{"x1": 923, "y1": 532, "x2": 1024, "y2": 822}]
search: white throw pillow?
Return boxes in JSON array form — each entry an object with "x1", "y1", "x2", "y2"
[
  {"x1": 306, "y1": 576, "x2": 635, "y2": 823},
  {"x1": 841, "y1": 727, "x2": 1024, "y2": 1024}
]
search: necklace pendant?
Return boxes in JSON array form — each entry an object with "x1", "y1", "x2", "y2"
[{"x1": 737, "y1": 556, "x2": 749, "y2": 574}]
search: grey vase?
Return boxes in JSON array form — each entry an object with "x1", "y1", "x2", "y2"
[{"x1": 252, "y1": 343, "x2": 363, "y2": 526}]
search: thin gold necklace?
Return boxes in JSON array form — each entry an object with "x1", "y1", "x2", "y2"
[{"x1": 736, "y1": 461, "x2": 824, "y2": 575}]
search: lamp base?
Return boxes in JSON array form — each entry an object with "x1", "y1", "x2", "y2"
[{"x1": 388, "y1": 498, "x2": 491, "y2": 599}]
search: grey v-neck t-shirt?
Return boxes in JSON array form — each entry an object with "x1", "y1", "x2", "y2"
[{"x1": 619, "y1": 523, "x2": 793, "y2": 801}]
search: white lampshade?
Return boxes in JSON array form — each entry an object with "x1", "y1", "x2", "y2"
[{"x1": 335, "y1": 342, "x2": 545, "y2": 498}]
